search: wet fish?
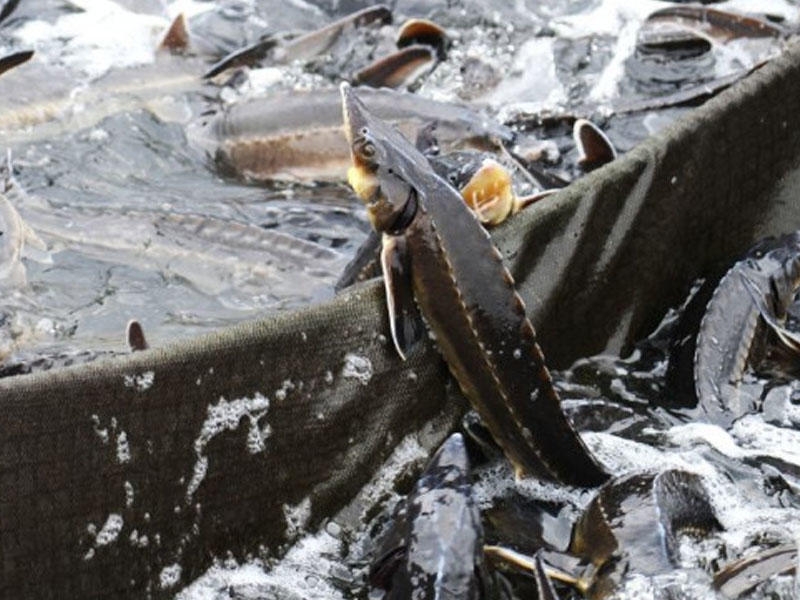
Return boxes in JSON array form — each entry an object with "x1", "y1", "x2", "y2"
[
  {"x1": 0, "y1": 50, "x2": 33, "y2": 79},
  {"x1": 694, "y1": 232, "x2": 800, "y2": 425},
  {"x1": 369, "y1": 433, "x2": 487, "y2": 599},
  {"x1": 713, "y1": 544, "x2": 797, "y2": 598},
  {"x1": 353, "y1": 45, "x2": 436, "y2": 89},
  {"x1": 341, "y1": 82, "x2": 606, "y2": 486},
  {"x1": 192, "y1": 86, "x2": 513, "y2": 182},
  {"x1": 203, "y1": 5, "x2": 392, "y2": 79},
  {"x1": 645, "y1": 6, "x2": 785, "y2": 43},
  {"x1": 0, "y1": 55, "x2": 205, "y2": 143},
  {"x1": 613, "y1": 60, "x2": 769, "y2": 114},
  {"x1": 0, "y1": 346, "x2": 114, "y2": 377},
  {"x1": 570, "y1": 470, "x2": 722, "y2": 598}
]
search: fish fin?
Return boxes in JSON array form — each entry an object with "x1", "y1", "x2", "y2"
[
  {"x1": 741, "y1": 273, "x2": 800, "y2": 354},
  {"x1": 159, "y1": 13, "x2": 189, "y2": 53},
  {"x1": 573, "y1": 118, "x2": 616, "y2": 172},
  {"x1": 381, "y1": 234, "x2": 424, "y2": 360},
  {"x1": 335, "y1": 229, "x2": 382, "y2": 291},
  {"x1": 0, "y1": 0, "x2": 21, "y2": 27},
  {"x1": 203, "y1": 35, "x2": 281, "y2": 79},
  {"x1": 126, "y1": 320, "x2": 149, "y2": 352},
  {"x1": 0, "y1": 49, "x2": 33, "y2": 78},
  {"x1": 714, "y1": 544, "x2": 797, "y2": 598},
  {"x1": 353, "y1": 45, "x2": 435, "y2": 90},
  {"x1": 513, "y1": 188, "x2": 560, "y2": 213}
]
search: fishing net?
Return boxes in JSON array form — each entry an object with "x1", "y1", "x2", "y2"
[{"x1": 3, "y1": 38, "x2": 800, "y2": 599}]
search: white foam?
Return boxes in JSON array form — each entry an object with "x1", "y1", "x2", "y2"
[
  {"x1": 177, "y1": 530, "x2": 345, "y2": 600},
  {"x1": 166, "y1": 0, "x2": 216, "y2": 20},
  {"x1": 14, "y1": 1, "x2": 168, "y2": 80},
  {"x1": 185, "y1": 394, "x2": 271, "y2": 500},
  {"x1": 123, "y1": 370, "x2": 155, "y2": 391},
  {"x1": 341, "y1": 353, "x2": 373, "y2": 386},
  {"x1": 485, "y1": 37, "x2": 566, "y2": 110},
  {"x1": 283, "y1": 496, "x2": 312, "y2": 539},
  {"x1": 160, "y1": 563, "x2": 183, "y2": 590},
  {"x1": 116, "y1": 431, "x2": 131, "y2": 464}
]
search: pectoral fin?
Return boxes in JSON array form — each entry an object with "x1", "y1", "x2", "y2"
[
  {"x1": 573, "y1": 118, "x2": 617, "y2": 172},
  {"x1": 335, "y1": 229, "x2": 382, "y2": 291},
  {"x1": 381, "y1": 234, "x2": 424, "y2": 360}
]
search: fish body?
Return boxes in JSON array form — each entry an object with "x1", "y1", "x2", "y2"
[
  {"x1": 571, "y1": 470, "x2": 721, "y2": 598},
  {"x1": 192, "y1": 86, "x2": 513, "y2": 182},
  {"x1": 694, "y1": 232, "x2": 800, "y2": 425},
  {"x1": 370, "y1": 434, "x2": 485, "y2": 599},
  {"x1": 341, "y1": 82, "x2": 606, "y2": 486},
  {"x1": 4, "y1": 171, "x2": 343, "y2": 301}
]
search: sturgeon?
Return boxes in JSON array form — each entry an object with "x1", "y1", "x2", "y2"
[
  {"x1": 191, "y1": 87, "x2": 513, "y2": 182},
  {"x1": 369, "y1": 434, "x2": 486, "y2": 599},
  {"x1": 694, "y1": 232, "x2": 800, "y2": 425},
  {"x1": 340, "y1": 82, "x2": 607, "y2": 487}
]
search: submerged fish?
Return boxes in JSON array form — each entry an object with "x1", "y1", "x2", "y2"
[
  {"x1": 341, "y1": 82, "x2": 607, "y2": 486},
  {"x1": 0, "y1": 160, "x2": 48, "y2": 286},
  {"x1": 4, "y1": 170, "x2": 345, "y2": 301}
]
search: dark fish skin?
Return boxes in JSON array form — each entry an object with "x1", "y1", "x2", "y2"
[
  {"x1": 571, "y1": 470, "x2": 721, "y2": 599},
  {"x1": 694, "y1": 231, "x2": 800, "y2": 425},
  {"x1": 352, "y1": 45, "x2": 435, "y2": 89},
  {"x1": 0, "y1": 0, "x2": 21, "y2": 26},
  {"x1": 370, "y1": 434, "x2": 485, "y2": 600},
  {"x1": 341, "y1": 83, "x2": 607, "y2": 487},
  {"x1": 0, "y1": 49, "x2": 33, "y2": 78}
]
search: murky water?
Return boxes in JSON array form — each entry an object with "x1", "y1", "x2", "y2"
[
  {"x1": 0, "y1": 0, "x2": 791, "y2": 364},
  {"x1": 1, "y1": 0, "x2": 799, "y2": 598}
]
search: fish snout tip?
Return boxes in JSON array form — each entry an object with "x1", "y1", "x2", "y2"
[{"x1": 340, "y1": 82, "x2": 369, "y2": 144}]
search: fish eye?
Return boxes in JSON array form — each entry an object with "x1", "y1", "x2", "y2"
[
  {"x1": 361, "y1": 141, "x2": 376, "y2": 158},
  {"x1": 354, "y1": 137, "x2": 377, "y2": 162}
]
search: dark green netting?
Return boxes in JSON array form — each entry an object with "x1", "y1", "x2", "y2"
[{"x1": 2, "y1": 39, "x2": 800, "y2": 598}]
